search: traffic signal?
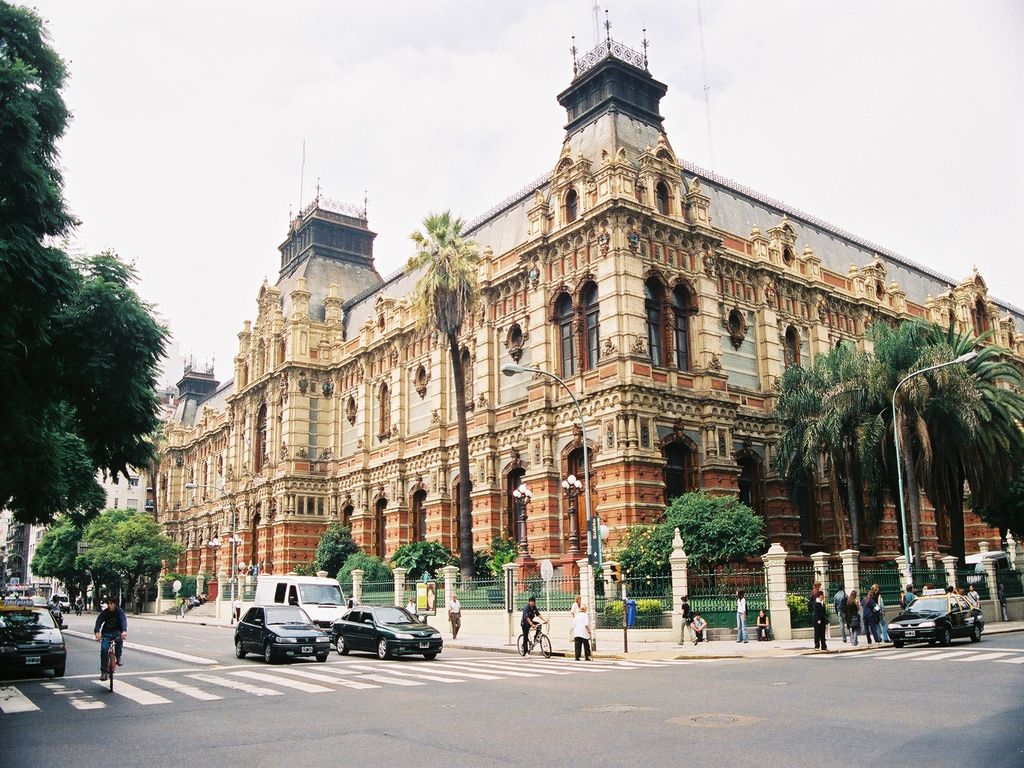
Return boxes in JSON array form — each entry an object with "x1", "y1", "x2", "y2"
[{"x1": 609, "y1": 562, "x2": 622, "y2": 583}]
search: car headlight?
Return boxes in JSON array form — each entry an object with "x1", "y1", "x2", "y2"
[
  {"x1": 889, "y1": 622, "x2": 902, "y2": 629},
  {"x1": 394, "y1": 633, "x2": 415, "y2": 640},
  {"x1": 278, "y1": 637, "x2": 297, "y2": 643},
  {"x1": 917, "y1": 621, "x2": 935, "y2": 628},
  {"x1": 316, "y1": 635, "x2": 330, "y2": 643},
  {"x1": 0, "y1": 645, "x2": 16, "y2": 654}
]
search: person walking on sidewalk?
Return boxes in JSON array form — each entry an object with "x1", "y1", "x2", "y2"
[
  {"x1": 569, "y1": 595, "x2": 582, "y2": 643},
  {"x1": 572, "y1": 602, "x2": 592, "y2": 661},
  {"x1": 833, "y1": 586, "x2": 848, "y2": 643},
  {"x1": 232, "y1": 596, "x2": 241, "y2": 624},
  {"x1": 447, "y1": 593, "x2": 462, "y2": 639},
  {"x1": 845, "y1": 589, "x2": 861, "y2": 646},
  {"x1": 679, "y1": 594, "x2": 692, "y2": 645},
  {"x1": 997, "y1": 583, "x2": 1008, "y2": 622},
  {"x1": 862, "y1": 590, "x2": 881, "y2": 644},
  {"x1": 736, "y1": 590, "x2": 748, "y2": 643},
  {"x1": 872, "y1": 583, "x2": 890, "y2": 642},
  {"x1": 812, "y1": 593, "x2": 828, "y2": 651}
]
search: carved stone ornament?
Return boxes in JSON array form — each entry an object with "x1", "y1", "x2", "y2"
[
  {"x1": 414, "y1": 365, "x2": 429, "y2": 398},
  {"x1": 345, "y1": 397, "x2": 356, "y2": 425},
  {"x1": 319, "y1": 448, "x2": 333, "y2": 460},
  {"x1": 174, "y1": 455, "x2": 183, "y2": 468},
  {"x1": 727, "y1": 309, "x2": 747, "y2": 350},
  {"x1": 709, "y1": 353, "x2": 723, "y2": 371},
  {"x1": 477, "y1": 393, "x2": 487, "y2": 408},
  {"x1": 627, "y1": 227, "x2": 641, "y2": 252},
  {"x1": 279, "y1": 441, "x2": 287, "y2": 459},
  {"x1": 702, "y1": 252, "x2": 718, "y2": 277},
  {"x1": 817, "y1": 301, "x2": 828, "y2": 323},
  {"x1": 631, "y1": 335, "x2": 647, "y2": 356},
  {"x1": 510, "y1": 447, "x2": 523, "y2": 469},
  {"x1": 356, "y1": 438, "x2": 364, "y2": 449},
  {"x1": 297, "y1": 446, "x2": 308, "y2": 459},
  {"x1": 297, "y1": 373, "x2": 308, "y2": 394},
  {"x1": 431, "y1": 409, "x2": 440, "y2": 424},
  {"x1": 504, "y1": 323, "x2": 525, "y2": 363},
  {"x1": 321, "y1": 379, "x2": 334, "y2": 397},
  {"x1": 764, "y1": 280, "x2": 778, "y2": 306},
  {"x1": 598, "y1": 229, "x2": 610, "y2": 256},
  {"x1": 601, "y1": 337, "x2": 617, "y2": 358}
]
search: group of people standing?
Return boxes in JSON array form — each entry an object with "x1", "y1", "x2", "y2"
[{"x1": 819, "y1": 581, "x2": 890, "y2": 650}]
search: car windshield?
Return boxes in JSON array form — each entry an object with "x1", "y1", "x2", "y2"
[
  {"x1": 265, "y1": 606, "x2": 310, "y2": 625},
  {"x1": 374, "y1": 607, "x2": 416, "y2": 626},
  {"x1": 906, "y1": 598, "x2": 947, "y2": 614},
  {"x1": 297, "y1": 584, "x2": 343, "y2": 605},
  {"x1": 0, "y1": 609, "x2": 55, "y2": 629}
]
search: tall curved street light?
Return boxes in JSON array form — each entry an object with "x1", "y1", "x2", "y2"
[{"x1": 892, "y1": 350, "x2": 977, "y2": 585}]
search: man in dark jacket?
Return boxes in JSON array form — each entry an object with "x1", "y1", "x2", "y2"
[
  {"x1": 833, "y1": 587, "x2": 848, "y2": 643},
  {"x1": 812, "y1": 595, "x2": 828, "y2": 651},
  {"x1": 862, "y1": 592, "x2": 881, "y2": 644},
  {"x1": 93, "y1": 596, "x2": 128, "y2": 681}
]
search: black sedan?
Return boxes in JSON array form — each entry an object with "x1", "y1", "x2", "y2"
[
  {"x1": 332, "y1": 605, "x2": 443, "y2": 660},
  {"x1": 887, "y1": 590, "x2": 984, "y2": 648},
  {"x1": 0, "y1": 601, "x2": 67, "y2": 679},
  {"x1": 234, "y1": 605, "x2": 331, "y2": 663}
]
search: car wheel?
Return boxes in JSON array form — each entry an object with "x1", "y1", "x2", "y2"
[
  {"x1": 263, "y1": 642, "x2": 275, "y2": 663},
  {"x1": 336, "y1": 635, "x2": 349, "y2": 655},
  {"x1": 940, "y1": 627, "x2": 952, "y2": 647},
  {"x1": 971, "y1": 624, "x2": 982, "y2": 643},
  {"x1": 316, "y1": 653, "x2": 328, "y2": 662},
  {"x1": 52, "y1": 664, "x2": 65, "y2": 678},
  {"x1": 235, "y1": 638, "x2": 247, "y2": 659},
  {"x1": 377, "y1": 638, "x2": 390, "y2": 660},
  {"x1": 892, "y1": 640, "x2": 904, "y2": 648},
  {"x1": 423, "y1": 652, "x2": 438, "y2": 660}
]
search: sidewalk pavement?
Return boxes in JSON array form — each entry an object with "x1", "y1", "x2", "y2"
[{"x1": 131, "y1": 611, "x2": 1024, "y2": 660}]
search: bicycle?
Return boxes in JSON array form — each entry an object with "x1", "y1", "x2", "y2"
[
  {"x1": 100, "y1": 633, "x2": 121, "y2": 692},
  {"x1": 518, "y1": 620, "x2": 552, "y2": 658}
]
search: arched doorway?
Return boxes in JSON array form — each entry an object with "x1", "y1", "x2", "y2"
[
  {"x1": 736, "y1": 452, "x2": 765, "y2": 516},
  {"x1": 663, "y1": 440, "x2": 697, "y2": 504},
  {"x1": 411, "y1": 489, "x2": 427, "y2": 543},
  {"x1": 506, "y1": 468, "x2": 525, "y2": 542},
  {"x1": 374, "y1": 498, "x2": 387, "y2": 557}
]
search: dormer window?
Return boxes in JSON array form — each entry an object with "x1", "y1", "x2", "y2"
[
  {"x1": 564, "y1": 188, "x2": 578, "y2": 224},
  {"x1": 973, "y1": 298, "x2": 988, "y2": 335},
  {"x1": 782, "y1": 246, "x2": 795, "y2": 267},
  {"x1": 655, "y1": 181, "x2": 671, "y2": 215}
]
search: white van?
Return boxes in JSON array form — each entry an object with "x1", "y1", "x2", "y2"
[{"x1": 254, "y1": 575, "x2": 347, "y2": 630}]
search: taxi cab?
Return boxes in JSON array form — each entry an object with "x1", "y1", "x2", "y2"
[
  {"x1": 0, "y1": 599, "x2": 67, "y2": 678},
  {"x1": 887, "y1": 589, "x2": 984, "y2": 648}
]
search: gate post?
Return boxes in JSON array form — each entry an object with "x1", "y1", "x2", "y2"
[
  {"x1": 392, "y1": 567, "x2": 407, "y2": 607},
  {"x1": 762, "y1": 543, "x2": 792, "y2": 641},
  {"x1": 669, "y1": 529, "x2": 689, "y2": 641},
  {"x1": 941, "y1": 556, "x2": 958, "y2": 590},
  {"x1": 811, "y1": 551, "x2": 830, "y2": 596},
  {"x1": 351, "y1": 569, "x2": 364, "y2": 604},
  {"x1": 840, "y1": 549, "x2": 860, "y2": 596}
]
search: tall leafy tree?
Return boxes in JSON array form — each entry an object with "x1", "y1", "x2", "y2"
[
  {"x1": 407, "y1": 212, "x2": 480, "y2": 578},
  {"x1": 29, "y1": 516, "x2": 88, "y2": 600},
  {"x1": 0, "y1": 6, "x2": 168, "y2": 526},
  {"x1": 313, "y1": 524, "x2": 360, "y2": 576}
]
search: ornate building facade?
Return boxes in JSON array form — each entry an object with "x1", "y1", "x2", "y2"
[{"x1": 158, "y1": 38, "x2": 1021, "y2": 577}]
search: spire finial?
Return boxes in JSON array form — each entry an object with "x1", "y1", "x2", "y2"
[
  {"x1": 642, "y1": 26, "x2": 649, "y2": 68},
  {"x1": 604, "y1": 7, "x2": 611, "y2": 44},
  {"x1": 571, "y1": 34, "x2": 578, "y2": 76},
  {"x1": 363, "y1": 189, "x2": 368, "y2": 218}
]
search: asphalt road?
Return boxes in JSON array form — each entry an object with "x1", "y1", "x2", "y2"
[{"x1": 2, "y1": 614, "x2": 1022, "y2": 768}]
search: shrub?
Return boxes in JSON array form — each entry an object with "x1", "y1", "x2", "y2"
[
  {"x1": 788, "y1": 594, "x2": 811, "y2": 628},
  {"x1": 338, "y1": 552, "x2": 392, "y2": 584},
  {"x1": 390, "y1": 541, "x2": 457, "y2": 578},
  {"x1": 603, "y1": 598, "x2": 666, "y2": 628},
  {"x1": 484, "y1": 536, "x2": 519, "y2": 577},
  {"x1": 314, "y1": 524, "x2": 359, "y2": 575}
]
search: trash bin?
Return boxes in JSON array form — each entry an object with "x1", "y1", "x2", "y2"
[{"x1": 625, "y1": 598, "x2": 637, "y2": 628}]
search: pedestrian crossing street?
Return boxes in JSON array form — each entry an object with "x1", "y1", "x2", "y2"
[
  {"x1": 812, "y1": 646, "x2": 1024, "y2": 665},
  {"x1": 0, "y1": 656, "x2": 692, "y2": 715}
]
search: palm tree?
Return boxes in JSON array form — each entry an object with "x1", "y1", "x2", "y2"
[
  {"x1": 407, "y1": 212, "x2": 481, "y2": 578},
  {"x1": 774, "y1": 342, "x2": 873, "y2": 550}
]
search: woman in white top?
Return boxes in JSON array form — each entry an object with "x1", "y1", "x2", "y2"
[
  {"x1": 572, "y1": 603, "x2": 592, "y2": 661},
  {"x1": 569, "y1": 595, "x2": 582, "y2": 642},
  {"x1": 736, "y1": 590, "x2": 748, "y2": 643}
]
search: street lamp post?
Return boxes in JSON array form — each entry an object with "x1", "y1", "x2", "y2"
[
  {"x1": 511, "y1": 482, "x2": 534, "y2": 556},
  {"x1": 208, "y1": 536, "x2": 221, "y2": 581},
  {"x1": 892, "y1": 350, "x2": 977, "y2": 584},
  {"x1": 500, "y1": 364, "x2": 601, "y2": 570},
  {"x1": 186, "y1": 482, "x2": 239, "y2": 609},
  {"x1": 562, "y1": 474, "x2": 584, "y2": 558}
]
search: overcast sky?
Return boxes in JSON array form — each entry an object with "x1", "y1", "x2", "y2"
[{"x1": 30, "y1": 0, "x2": 1024, "y2": 387}]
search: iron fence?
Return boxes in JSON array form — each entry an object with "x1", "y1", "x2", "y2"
[
  {"x1": 453, "y1": 576, "x2": 505, "y2": 609},
  {"x1": 687, "y1": 567, "x2": 767, "y2": 629},
  {"x1": 1000, "y1": 569, "x2": 1024, "y2": 599},
  {"x1": 786, "y1": 563, "x2": 816, "y2": 628},
  {"x1": 359, "y1": 580, "x2": 395, "y2": 606},
  {"x1": 910, "y1": 565, "x2": 947, "y2": 590},
  {"x1": 514, "y1": 575, "x2": 577, "y2": 612},
  {"x1": 954, "y1": 568, "x2": 990, "y2": 600},
  {"x1": 859, "y1": 563, "x2": 901, "y2": 607}
]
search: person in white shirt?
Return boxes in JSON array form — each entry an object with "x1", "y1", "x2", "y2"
[
  {"x1": 572, "y1": 602, "x2": 592, "y2": 661},
  {"x1": 736, "y1": 590, "x2": 748, "y2": 643},
  {"x1": 447, "y1": 594, "x2": 462, "y2": 639},
  {"x1": 405, "y1": 596, "x2": 417, "y2": 618},
  {"x1": 966, "y1": 584, "x2": 981, "y2": 607},
  {"x1": 232, "y1": 597, "x2": 242, "y2": 624},
  {"x1": 569, "y1": 595, "x2": 582, "y2": 643}
]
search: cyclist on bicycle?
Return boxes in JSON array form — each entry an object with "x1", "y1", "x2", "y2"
[
  {"x1": 93, "y1": 596, "x2": 128, "y2": 681},
  {"x1": 520, "y1": 596, "x2": 544, "y2": 649}
]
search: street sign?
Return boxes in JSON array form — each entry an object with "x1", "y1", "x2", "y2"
[
  {"x1": 539, "y1": 559, "x2": 554, "y2": 583},
  {"x1": 504, "y1": 567, "x2": 514, "y2": 614},
  {"x1": 172, "y1": 579, "x2": 182, "y2": 594}
]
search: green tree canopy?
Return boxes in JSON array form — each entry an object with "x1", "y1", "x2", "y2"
[
  {"x1": 29, "y1": 516, "x2": 85, "y2": 596},
  {"x1": 972, "y1": 467, "x2": 1024, "y2": 539},
  {"x1": 0, "y1": 6, "x2": 167, "y2": 527},
  {"x1": 338, "y1": 552, "x2": 392, "y2": 585},
  {"x1": 390, "y1": 541, "x2": 457, "y2": 578},
  {"x1": 616, "y1": 492, "x2": 766, "y2": 578},
  {"x1": 407, "y1": 211, "x2": 480, "y2": 578},
  {"x1": 313, "y1": 524, "x2": 359, "y2": 576}
]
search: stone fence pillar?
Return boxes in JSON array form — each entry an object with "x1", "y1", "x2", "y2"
[
  {"x1": 1006, "y1": 533, "x2": 1022, "y2": 573},
  {"x1": 981, "y1": 556, "x2": 1002, "y2": 620},
  {"x1": 925, "y1": 551, "x2": 939, "y2": 570},
  {"x1": 441, "y1": 565, "x2": 458, "y2": 603},
  {"x1": 577, "y1": 558, "x2": 596, "y2": 651},
  {"x1": 669, "y1": 529, "x2": 689, "y2": 639},
  {"x1": 351, "y1": 569, "x2": 364, "y2": 604},
  {"x1": 840, "y1": 549, "x2": 860, "y2": 595},
  {"x1": 392, "y1": 567, "x2": 407, "y2": 607},
  {"x1": 811, "y1": 551, "x2": 830, "y2": 595},
  {"x1": 894, "y1": 555, "x2": 909, "y2": 588},
  {"x1": 762, "y1": 543, "x2": 792, "y2": 641},
  {"x1": 941, "y1": 556, "x2": 958, "y2": 589}
]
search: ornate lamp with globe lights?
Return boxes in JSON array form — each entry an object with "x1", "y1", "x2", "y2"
[
  {"x1": 511, "y1": 482, "x2": 534, "y2": 557},
  {"x1": 562, "y1": 474, "x2": 584, "y2": 558}
]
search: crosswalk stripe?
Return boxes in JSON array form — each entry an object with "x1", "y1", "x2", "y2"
[
  {"x1": 962, "y1": 652, "x2": 1015, "y2": 662},
  {"x1": 439, "y1": 661, "x2": 540, "y2": 678},
  {"x1": 271, "y1": 667, "x2": 380, "y2": 689},
  {"x1": 878, "y1": 650, "x2": 938, "y2": 660},
  {"x1": 93, "y1": 679, "x2": 171, "y2": 705},
  {"x1": 341, "y1": 663, "x2": 466, "y2": 684},
  {"x1": 0, "y1": 686, "x2": 39, "y2": 713},
  {"x1": 141, "y1": 676, "x2": 222, "y2": 701},
  {"x1": 389, "y1": 664, "x2": 501, "y2": 680},
  {"x1": 535, "y1": 661, "x2": 611, "y2": 673},
  {"x1": 994, "y1": 657, "x2": 1024, "y2": 664},
  {"x1": 909, "y1": 651, "x2": 979, "y2": 661},
  {"x1": 187, "y1": 673, "x2": 283, "y2": 696},
  {"x1": 355, "y1": 674, "x2": 424, "y2": 687},
  {"x1": 42, "y1": 682, "x2": 106, "y2": 710},
  {"x1": 470, "y1": 661, "x2": 572, "y2": 675},
  {"x1": 228, "y1": 670, "x2": 332, "y2": 693}
]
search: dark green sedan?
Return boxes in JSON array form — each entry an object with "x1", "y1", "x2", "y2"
[
  {"x1": 234, "y1": 605, "x2": 331, "y2": 663},
  {"x1": 332, "y1": 606, "x2": 443, "y2": 660}
]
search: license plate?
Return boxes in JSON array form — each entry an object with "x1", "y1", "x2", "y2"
[
  {"x1": 301, "y1": 645, "x2": 313, "y2": 653},
  {"x1": 419, "y1": 642, "x2": 429, "y2": 648},
  {"x1": 25, "y1": 656, "x2": 40, "y2": 665},
  {"x1": 905, "y1": 631, "x2": 916, "y2": 637}
]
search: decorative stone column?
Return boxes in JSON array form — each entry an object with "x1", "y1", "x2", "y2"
[
  {"x1": 941, "y1": 555, "x2": 958, "y2": 589},
  {"x1": 669, "y1": 529, "x2": 689, "y2": 639},
  {"x1": 762, "y1": 543, "x2": 792, "y2": 641},
  {"x1": 351, "y1": 569, "x2": 364, "y2": 604},
  {"x1": 811, "y1": 551, "x2": 830, "y2": 594},
  {"x1": 925, "y1": 551, "x2": 939, "y2": 570},
  {"x1": 1007, "y1": 533, "x2": 1022, "y2": 573},
  {"x1": 840, "y1": 549, "x2": 860, "y2": 595},
  {"x1": 894, "y1": 555, "x2": 909, "y2": 587},
  {"x1": 981, "y1": 556, "x2": 1001, "y2": 619},
  {"x1": 441, "y1": 564, "x2": 459, "y2": 603},
  {"x1": 577, "y1": 558, "x2": 597, "y2": 652},
  {"x1": 392, "y1": 567, "x2": 407, "y2": 608}
]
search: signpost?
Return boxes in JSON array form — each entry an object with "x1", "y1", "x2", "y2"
[
  {"x1": 540, "y1": 559, "x2": 553, "y2": 614},
  {"x1": 416, "y1": 581, "x2": 437, "y2": 616}
]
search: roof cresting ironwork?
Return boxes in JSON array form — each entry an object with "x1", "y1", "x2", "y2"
[{"x1": 572, "y1": 8, "x2": 648, "y2": 77}]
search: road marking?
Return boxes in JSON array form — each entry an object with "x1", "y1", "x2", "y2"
[
  {"x1": 92, "y1": 679, "x2": 171, "y2": 705},
  {"x1": 962, "y1": 652, "x2": 1015, "y2": 662},
  {"x1": 41, "y1": 682, "x2": 107, "y2": 710},
  {"x1": 64, "y1": 630, "x2": 218, "y2": 665},
  {"x1": 271, "y1": 667, "x2": 380, "y2": 689},
  {"x1": 340, "y1": 663, "x2": 466, "y2": 684},
  {"x1": 228, "y1": 670, "x2": 332, "y2": 693},
  {"x1": 355, "y1": 674, "x2": 424, "y2": 687},
  {"x1": 994, "y1": 657, "x2": 1024, "y2": 664},
  {"x1": 908, "y1": 651, "x2": 979, "y2": 661},
  {"x1": 141, "y1": 676, "x2": 222, "y2": 701},
  {"x1": 439, "y1": 661, "x2": 540, "y2": 678},
  {"x1": 535, "y1": 660, "x2": 612, "y2": 673},
  {"x1": 187, "y1": 673, "x2": 283, "y2": 696},
  {"x1": 0, "y1": 686, "x2": 39, "y2": 714},
  {"x1": 879, "y1": 650, "x2": 941, "y2": 660},
  {"x1": 470, "y1": 660, "x2": 573, "y2": 675},
  {"x1": 386, "y1": 665, "x2": 501, "y2": 680}
]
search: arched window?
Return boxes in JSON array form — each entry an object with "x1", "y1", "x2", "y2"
[
  {"x1": 253, "y1": 403, "x2": 267, "y2": 474},
  {"x1": 672, "y1": 284, "x2": 693, "y2": 371},
  {"x1": 374, "y1": 498, "x2": 387, "y2": 557},
  {"x1": 582, "y1": 283, "x2": 600, "y2": 371},
  {"x1": 506, "y1": 468, "x2": 525, "y2": 542},
  {"x1": 973, "y1": 298, "x2": 988, "y2": 335},
  {"x1": 737, "y1": 453, "x2": 764, "y2": 516},
  {"x1": 564, "y1": 188, "x2": 578, "y2": 223},
  {"x1": 655, "y1": 181, "x2": 671, "y2": 215},
  {"x1": 795, "y1": 472, "x2": 822, "y2": 549},
  {"x1": 784, "y1": 325, "x2": 800, "y2": 368},
  {"x1": 378, "y1": 382, "x2": 390, "y2": 440},
  {"x1": 663, "y1": 441, "x2": 697, "y2": 503},
  {"x1": 782, "y1": 246, "x2": 795, "y2": 266},
  {"x1": 645, "y1": 278, "x2": 664, "y2": 366},
  {"x1": 411, "y1": 489, "x2": 427, "y2": 543},
  {"x1": 556, "y1": 293, "x2": 577, "y2": 376},
  {"x1": 341, "y1": 504, "x2": 353, "y2": 530}
]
